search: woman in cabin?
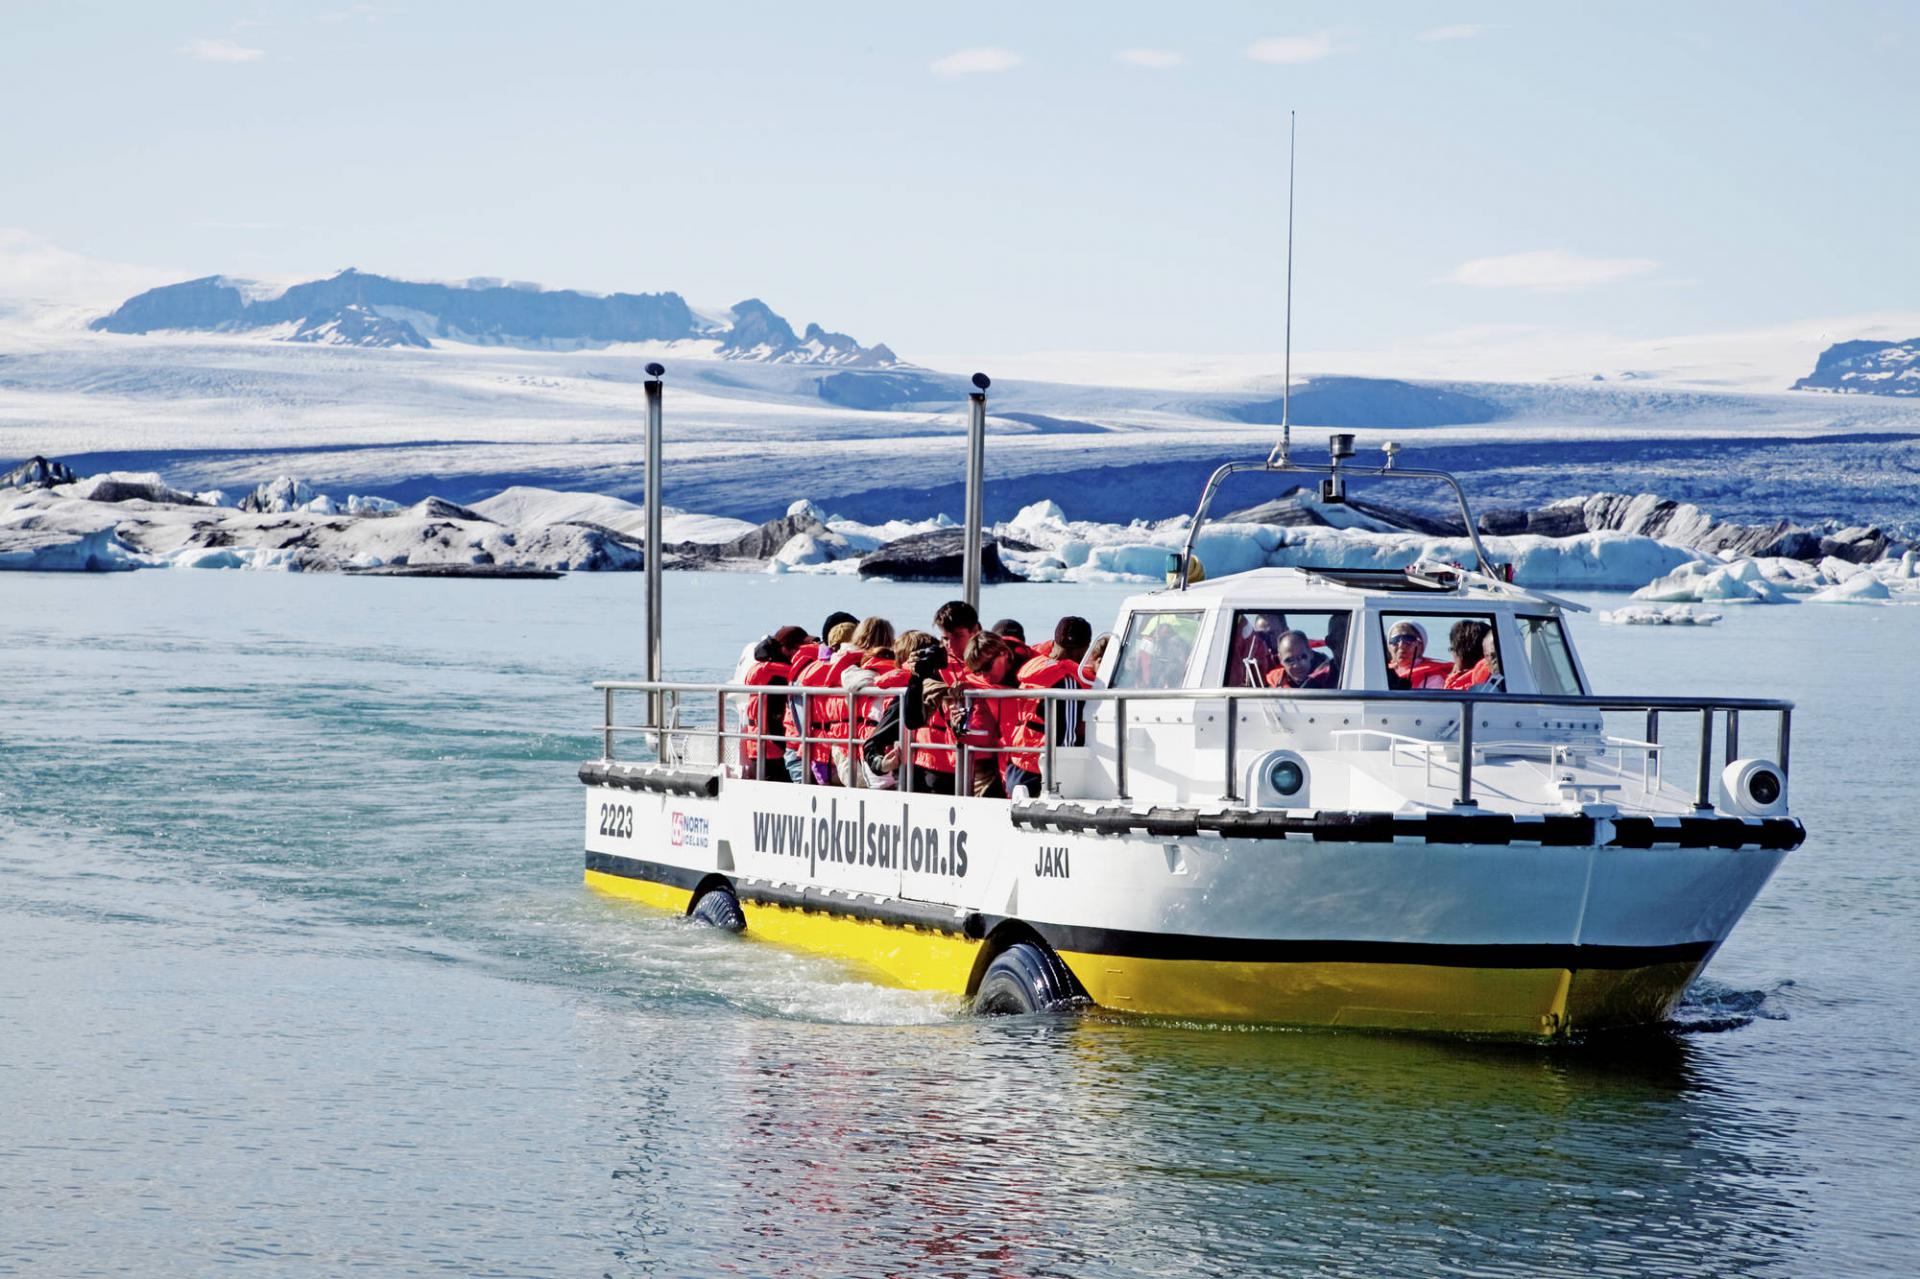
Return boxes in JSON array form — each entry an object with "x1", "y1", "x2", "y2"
[
  {"x1": 1385, "y1": 620, "x2": 1449, "y2": 690},
  {"x1": 1443, "y1": 620, "x2": 1502, "y2": 691}
]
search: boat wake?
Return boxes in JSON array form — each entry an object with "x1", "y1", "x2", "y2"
[{"x1": 1669, "y1": 977, "x2": 1795, "y2": 1033}]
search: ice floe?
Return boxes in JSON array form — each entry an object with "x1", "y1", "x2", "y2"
[{"x1": 1597, "y1": 605, "x2": 1724, "y2": 626}]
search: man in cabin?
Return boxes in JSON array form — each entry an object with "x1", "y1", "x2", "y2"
[{"x1": 1266, "y1": 629, "x2": 1336, "y2": 689}]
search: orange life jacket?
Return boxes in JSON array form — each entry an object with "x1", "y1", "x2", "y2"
[
  {"x1": 1445, "y1": 658, "x2": 1498, "y2": 691},
  {"x1": 1265, "y1": 661, "x2": 1336, "y2": 689},
  {"x1": 852, "y1": 658, "x2": 904, "y2": 741},
  {"x1": 1004, "y1": 655, "x2": 1083, "y2": 775},
  {"x1": 740, "y1": 659, "x2": 791, "y2": 768}
]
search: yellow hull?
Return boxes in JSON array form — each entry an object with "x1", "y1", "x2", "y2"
[{"x1": 584, "y1": 869, "x2": 1700, "y2": 1037}]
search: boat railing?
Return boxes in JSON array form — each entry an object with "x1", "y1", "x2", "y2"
[{"x1": 592, "y1": 680, "x2": 1792, "y2": 811}]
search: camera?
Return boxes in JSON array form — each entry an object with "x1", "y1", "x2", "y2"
[{"x1": 911, "y1": 642, "x2": 948, "y2": 681}]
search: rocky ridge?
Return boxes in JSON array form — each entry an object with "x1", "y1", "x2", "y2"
[{"x1": 89, "y1": 270, "x2": 899, "y2": 366}]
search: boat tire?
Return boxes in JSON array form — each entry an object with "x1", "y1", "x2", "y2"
[
  {"x1": 973, "y1": 941, "x2": 1076, "y2": 1015},
  {"x1": 688, "y1": 885, "x2": 746, "y2": 933}
]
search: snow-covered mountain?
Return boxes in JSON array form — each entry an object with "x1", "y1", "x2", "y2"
[
  {"x1": 90, "y1": 269, "x2": 899, "y2": 366},
  {"x1": 1792, "y1": 338, "x2": 1920, "y2": 396}
]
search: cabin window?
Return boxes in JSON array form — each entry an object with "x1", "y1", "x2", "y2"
[
  {"x1": 1224, "y1": 610, "x2": 1350, "y2": 689},
  {"x1": 1518, "y1": 616, "x2": 1583, "y2": 696},
  {"x1": 1109, "y1": 611, "x2": 1203, "y2": 690},
  {"x1": 1379, "y1": 612, "x2": 1505, "y2": 693}
]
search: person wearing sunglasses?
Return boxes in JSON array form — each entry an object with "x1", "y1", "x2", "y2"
[{"x1": 1385, "y1": 620, "x2": 1448, "y2": 690}]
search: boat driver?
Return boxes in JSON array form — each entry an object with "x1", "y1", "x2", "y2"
[{"x1": 1265, "y1": 629, "x2": 1335, "y2": 689}]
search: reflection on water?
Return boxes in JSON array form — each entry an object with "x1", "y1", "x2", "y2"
[
  {"x1": 1, "y1": 571, "x2": 1913, "y2": 1277},
  {"x1": 578, "y1": 1006, "x2": 1813, "y2": 1278}
]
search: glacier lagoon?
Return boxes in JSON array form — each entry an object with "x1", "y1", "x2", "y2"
[{"x1": 3, "y1": 568, "x2": 1917, "y2": 1277}]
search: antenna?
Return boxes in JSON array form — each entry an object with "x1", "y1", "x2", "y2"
[{"x1": 1270, "y1": 110, "x2": 1297, "y2": 468}]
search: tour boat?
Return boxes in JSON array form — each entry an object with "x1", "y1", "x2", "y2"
[{"x1": 580, "y1": 379, "x2": 1802, "y2": 1038}]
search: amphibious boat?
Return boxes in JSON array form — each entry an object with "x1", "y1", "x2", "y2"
[{"x1": 580, "y1": 371, "x2": 1803, "y2": 1038}]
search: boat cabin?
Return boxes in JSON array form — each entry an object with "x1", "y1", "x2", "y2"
[{"x1": 1043, "y1": 564, "x2": 1609, "y2": 809}]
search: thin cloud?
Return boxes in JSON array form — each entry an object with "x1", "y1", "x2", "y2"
[
  {"x1": 930, "y1": 47, "x2": 1021, "y2": 77},
  {"x1": 182, "y1": 37, "x2": 264, "y2": 63},
  {"x1": 1419, "y1": 24, "x2": 1486, "y2": 42},
  {"x1": 1115, "y1": 48, "x2": 1186, "y2": 69},
  {"x1": 1246, "y1": 34, "x2": 1334, "y2": 65},
  {"x1": 1445, "y1": 250, "x2": 1660, "y2": 291}
]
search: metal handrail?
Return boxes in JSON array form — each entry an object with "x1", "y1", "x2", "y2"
[{"x1": 592, "y1": 678, "x2": 1792, "y2": 812}]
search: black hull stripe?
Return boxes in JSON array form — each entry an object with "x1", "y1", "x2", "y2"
[
  {"x1": 586, "y1": 854, "x2": 1712, "y2": 970},
  {"x1": 1019, "y1": 918, "x2": 1713, "y2": 970}
]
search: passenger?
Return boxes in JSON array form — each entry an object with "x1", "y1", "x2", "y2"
[
  {"x1": 1003, "y1": 616, "x2": 1092, "y2": 798},
  {"x1": 1442, "y1": 620, "x2": 1500, "y2": 691},
  {"x1": 861, "y1": 633, "x2": 956, "y2": 793},
  {"x1": 1081, "y1": 633, "x2": 1112, "y2": 684},
  {"x1": 956, "y1": 632, "x2": 1017, "y2": 798},
  {"x1": 834, "y1": 617, "x2": 897, "y2": 785},
  {"x1": 820, "y1": 611, "x2": 859, "y2": 647},
  {"x1": 1385, "y1": 620, "x2": 1449, "y2": 690},
  {"x1": 1230, "y1": 613, "x2": 1280, "y2": 686},
  {"x1": 991, "y1": 618, "x2": 1035, "y2": 667},
  {"x1": 1265, "y1": 629, "x2": 1336, "y2": 689},
  {"x1": 740, "y1": 625, "x2": 807, "y2": 781},
  {"x1": 854, "y1": 629, "x2": 923, "y2": 790},
  {"x1": 933, "y1": 600, "x2": 982, "y2": 682},
  {"x1": 786, "y1": 621, "x2": 860, "y2": 784}
]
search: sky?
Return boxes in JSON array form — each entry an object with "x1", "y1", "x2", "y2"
[{"x1": 3, "y1": 1, "x2": 1917, "y2": 367}]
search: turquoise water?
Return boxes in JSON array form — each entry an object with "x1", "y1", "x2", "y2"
[{"x1": 2, "y1": 570, "x2": 1915, "y2": 1277}]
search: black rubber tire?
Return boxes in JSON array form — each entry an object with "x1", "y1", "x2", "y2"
[
  {"x1": 688, "y1": 886, "x2": 746, "y2": 933},
  {"x1": 973, "y1": 941, "x2": 1077, "y2": 1015}
]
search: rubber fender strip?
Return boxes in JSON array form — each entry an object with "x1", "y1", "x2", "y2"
[
  {"x1": 585, "y1": 851, "x2": 973, "y2": 935},
  {"x1": 738, "y1": 879, "x2": 975, "y2": 935},
  {"x1": 1020, "y1": 917, "x2": 1716, "y2": 970},
  {"x1": 1011, "y1": 803, "x2": 1801, "y2": 851},
  {"x1": 586, "y1": 851, "x2": 705, "y2": 890},
  {"x1": 579, "y1": 761, "x2": 721, "y2": 798}
]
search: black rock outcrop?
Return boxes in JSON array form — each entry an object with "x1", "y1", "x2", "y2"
[
  {"x1": 2, "y1": 456, "x2": 78, "y2": 489},
  {"x1": 1792, "y1": 338, "x2": 1920, "y2": 397},
  {"x1": 858, "y1": 530, "x2": 1021, "y2": 582},
  {"x1": 91, "y1": 270, "x2": 899, "y2": 365}
]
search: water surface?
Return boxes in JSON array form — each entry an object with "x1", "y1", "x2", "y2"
[{"x1": 2, "y1": 571, "x2": 1914, "y2": 1276}]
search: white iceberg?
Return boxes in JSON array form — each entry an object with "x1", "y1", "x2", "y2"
[{"x1": 1805, "y1": 574, "x2": 1893, "y2": 605}]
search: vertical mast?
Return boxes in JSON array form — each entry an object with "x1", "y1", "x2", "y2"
[
  {"x1": 962, "y1": 372, "x2": 989, "y2": 611},
  {"x1": 643, "y1": 362, "x2": 665, "y2": 730},
  {"x1": 1273, "y1": 109, "x2": 1297, "y2": 467}
]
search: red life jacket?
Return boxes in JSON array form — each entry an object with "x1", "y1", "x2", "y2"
[
  {"x1": 784, "y1": 649, "x2": 856, "y2": 767},
  {"x1": 1005, "y1": 655, "x2": 1083, "y2": 775},
  {"x1": 1445, "y1": 658, "x2": 1497, "y2": 691},
  {"x1": 856, "y1": 662, "x2": 909, "y2": 736},
  {"x1": 1265, "y1": 661, "x2": 1336, "y2": 689},
  {"x1": 740, "y1": 659, "x2": 791, "y2": 768},
  {"x1": 954, "y1": 669, "x2": 1015, "y2": 780}
]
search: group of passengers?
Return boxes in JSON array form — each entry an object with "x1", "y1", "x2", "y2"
[
  {"x1": 731, "y1": 602, "x2": 1103, "y2": 798},
  {"x1": 1385, "y1": 619, "x2": 1502, "y2": 692}
]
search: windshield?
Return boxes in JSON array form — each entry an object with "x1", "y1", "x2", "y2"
[
  {"x1": 1110, "y1": 611, "x2": 1203, "y2": 690},
  {"x1": 1518, "y1": 615, "x2": 1584, "y2": 695}
]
